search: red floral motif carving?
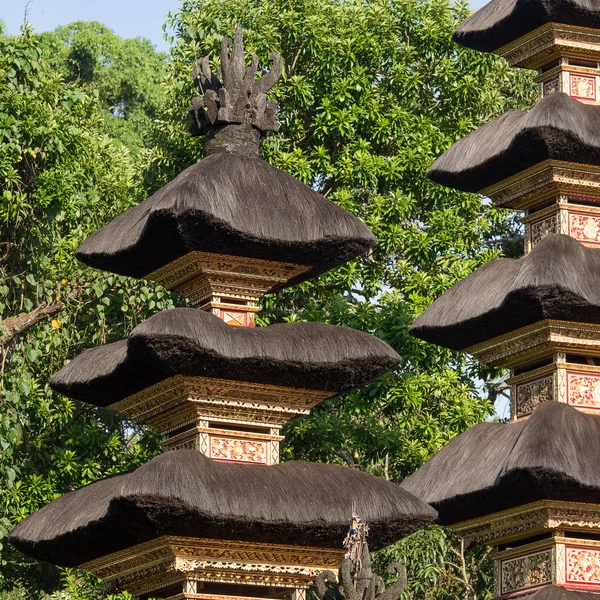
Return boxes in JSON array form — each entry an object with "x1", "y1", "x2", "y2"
[
  {"x1": 570, "y1": 75, "x2": 596, "y2": 100},
  {"x1": 569, "y1": 213, "x2": 600, "y2": 245},
  {"x1": 566, "y1": 547, "x2": 600, "y2": 584},
  {"x1": 567, "y1": 372, "x2": 600, "y2": 409},
  {"x1": 210, "y1": 437, "x2": 267, "y2": 464}
]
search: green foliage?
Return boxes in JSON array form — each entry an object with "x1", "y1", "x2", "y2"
[
  {"x1": 0, "y1": 28, "x2": 173, "y2": 597},
  {"x1": 39, "y1": 22, "x2": 168, "y2": 152}
]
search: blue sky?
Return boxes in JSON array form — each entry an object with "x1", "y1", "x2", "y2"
[{"x1": 2, "y1": 0, "x2": 486, "y2": 52}]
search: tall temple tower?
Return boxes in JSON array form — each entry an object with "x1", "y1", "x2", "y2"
[
  {"x1": 9, "y1": 27, "x2": 436, "y2": 600},
  {"x1": 402, "y1": 2, "x2": 600, "y2": 600}
]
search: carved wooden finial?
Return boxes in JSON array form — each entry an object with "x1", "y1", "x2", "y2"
[{"x1": 189, "y1": 24, "x2": 282, "y2": 138}]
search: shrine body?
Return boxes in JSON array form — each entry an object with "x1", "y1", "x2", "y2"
[
  {"x1": 403, "y1": 1, "x2": 600, "y2": 599},
  {"x1": 9, "y1": 25, "x2": 437, "y2": 600}
]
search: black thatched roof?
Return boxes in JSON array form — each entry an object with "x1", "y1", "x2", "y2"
[
  {"x1": 454, "y1": 0, "x2": 600, "y2": 53},
  {"x1": 401, "y1": 402, "x2": 600, "y2": 525},
  {"x1": 409, "y1": 234, "x2": 600, "y2": 350},
  {"x1": 50, "y1": 308, "x2": 400, "y2": 405},
  {"x1": 9, "y1": 450, "x2": 437, "y2": 566},
  {"x1": 427, "y1": 93, "x2": 600, "y2": 193},
  {"x1": 75, "y1": 151, "x2": 376, "y2": 285}
]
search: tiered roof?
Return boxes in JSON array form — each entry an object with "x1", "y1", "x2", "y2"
[
  {"x1": 453, "y1": 0, "x2": 600, "y2": 52},
  {"x1": 10, "y1": 450, "x2": 436, "y2": 566},
  {"x1": 50, "y1": 308, "x2": 400, "y2": 405},
  {"x1": 427, "y1": 93, "x2": 600, "y2": 193},
  {"x1": 401, "y1": 402, "x2": 600, "y2": 524},
  {"x1": 410, "y1": 234, "x2": 600, "y2": 350}
]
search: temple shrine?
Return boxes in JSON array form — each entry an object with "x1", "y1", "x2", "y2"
[
  {"x1": 402, "y1": 1, "x2": 600, "y2": 599},
  {"x1": 9, "y1": 27, "x2": 436, "y2": 600}
]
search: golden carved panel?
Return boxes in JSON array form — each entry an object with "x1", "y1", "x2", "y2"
[
  {"x1": 515, "y1": 375, "x2": 554, "y2": 418},
  {"x1": 501, "y1": 549, "x2": 552, "y2": 595}
]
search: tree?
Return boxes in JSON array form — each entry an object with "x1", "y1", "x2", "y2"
[
  {"x1": 0, "y1": 28, "x2": 172, "y2": 597},
  {"x1": 39, "y1": 22, "x2": 168, "y2": 152}
]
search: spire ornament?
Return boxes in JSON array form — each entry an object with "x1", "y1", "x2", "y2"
[{"x1": 189, "y1": 24, "x2": 282, "y2": 156}]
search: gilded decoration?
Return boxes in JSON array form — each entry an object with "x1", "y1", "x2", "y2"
[
  {"x1": 570, "y1": 74, "x2": 597, "y2": 101},
  {"x1": 566, "y1": 547, "x2": 600, "y2": 584},
  {"x1": 109, "y1": 375, "x2": 332, "y2": 432},
  {"x1": 569, "y1": 212, "x2": 600, "y2": 245},
  {"x1": 210, "y1": 436, "x2": 267, "y2": 464},
  {"x1": 500, "y1": 549, "x2": 552, "y2": 595},
  {"x1": 483, "y1": 161, "x2": 600, "y2": 211},
  {"x1": 567, "y1": 372, "x2": 600, "y2": 410},
  {"x1": 530, "y1": 215, "x2": 558, "y2": 247},
  {"x1": 146, "y1": 251, "x2": 310, "y2": 309},
  {"x1": 497, "y1": 23, "x2": 600, "y2": 70},
  {"x1": 466, "y1": 320, "x2": 600, "y2": 368},
  {"x1": 515, "y1": 375, "x2": 554, "y2": 417},
  {"x1": 543, "y1": 76, "x2": 560, "y2": 97},
  {"x1": 451, "y1": 501, "x2": 600, "y2": 547},
  {"x1": 82, "y1": 537, "x2": 345, "y2": 597}
]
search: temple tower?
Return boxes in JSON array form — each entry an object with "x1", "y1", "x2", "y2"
[
  {"x1": 401, "y1": 3, "x2": 600, "y2": 600},
  {"x1": 9, "y1": 27, "x2": 436, "y2": 600}
]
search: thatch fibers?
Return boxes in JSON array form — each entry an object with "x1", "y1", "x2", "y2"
[
  {"x1": 50, "y1": 308, "x2": 401, "y2": 405},
  {"x1": 454, "y1": 0, "x2": 600, "y2": 53},
  {"x1": 401, "y1": 402, "x2": 600, "y2": 525},
  {"x1": 9, "y1": 450, "x2": 437, "y2": 566},
  {"x1": 427, "y1": 93, "x2": 600, "y2": 192},
  {"x1": 75, "y1": 151, "x2": 376, "y2": 286},
  {"x1": 410, "y1": 234, "x2": 600, "y2": 350},
  {"x1": 517, "y1": 586, "x2": 600, "y2": 600}
]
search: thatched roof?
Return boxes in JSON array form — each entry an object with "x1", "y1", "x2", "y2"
[
  {"x1": 9, "y1": 450, "x2": 437, "y2": 566},
  {"x1": 427, "y1": 93, "x2": 600, "y2": 193},
  {"x1": 50, "y1": 308, "x2": 400, "y2": 405},
  {"x1": 453, "y1": 0, "x2": 600, "y2": 53},
  {"x1": 401, "y1": 402, "x2": 600, "y2": 525},
  {"x1": 409, "y1": 234, "x2": 600, "y2": 350},
  {"x1": 75, "y1": 151, "x2": 376, "y2": 286}
]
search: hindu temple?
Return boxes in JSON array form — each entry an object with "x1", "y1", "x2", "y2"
[
  {"x1": 9, "y1": 26, "x2": 436, "y2": 600},
  {"x1": 403, "y1": 1, "x2": 600, "y2": 599}
]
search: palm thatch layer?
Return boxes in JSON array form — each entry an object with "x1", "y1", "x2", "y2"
[
  {"x1": 410, "y1": 235, "x2": 600, "y2": 350},
  {"x1": 427, "y1": 93, "x2": 600, "y2": 193},
  {"x1": 454, "y1": 0, "x2": 600, "y2": 53},
  {"x1": 400, "y1": 402, "x2": 600, "y2": 525},
  {"x1": 50, "y1": 308, "x2": 401, "y2": 405},
  {"x1": 75, "y1": 151, "x2": 376, "y2": 286},
  {"x1": 9, "y1": 450, "x2": 437, "y2": 566}
]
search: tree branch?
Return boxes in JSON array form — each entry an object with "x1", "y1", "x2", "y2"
[{"x1": 0, "y1": 302, "x2": 65, "y2": 347}]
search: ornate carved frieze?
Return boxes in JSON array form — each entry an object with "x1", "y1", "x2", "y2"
[
  {"x1": 497, "y1": 23, "x2": 600, "y2": 70},
  {"x1": 508, "y1": 358, "x2": 600, "y2": 419},
  {"x1": 109, "y1": 375, "x2": 329, "y2": 463},
  {"x1": 500, "y1": 548, "x2": 552, "y2": 596},
  {"x1": 466, "y1": 320, "x2": 600, "y2": 368},
  {"x1": 484, "y1": 161, "x2": 600, "y2": 211},
  {"x1": 146, "y1": 251, "x2": 310, "y2": 315},
  {"x1": 452, "y1": 501, "x2": 600, "y2": 547},
  {"x1": 82, "y1": 536, "x2": 345, "y2": 598}
]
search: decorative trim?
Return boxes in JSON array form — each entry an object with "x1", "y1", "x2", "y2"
[
  {"x1": 497, "y1": 23, "x2": 600, "y2": 70},
  {"x1": 452, "y1": 501, "x2": 600, "y2": 547},
  {"x1": 466, "y1": 320, "x2": 600, "y2": 368},
  {"x1": 82, "y1": 536, "x2": 345, "y2": 598},
  {"x1": 146, "y1": 251, "x2": 310, "y2": 308},
  {"x1": 483, "y1": 161, "x2": 600, "y2": 211}
]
